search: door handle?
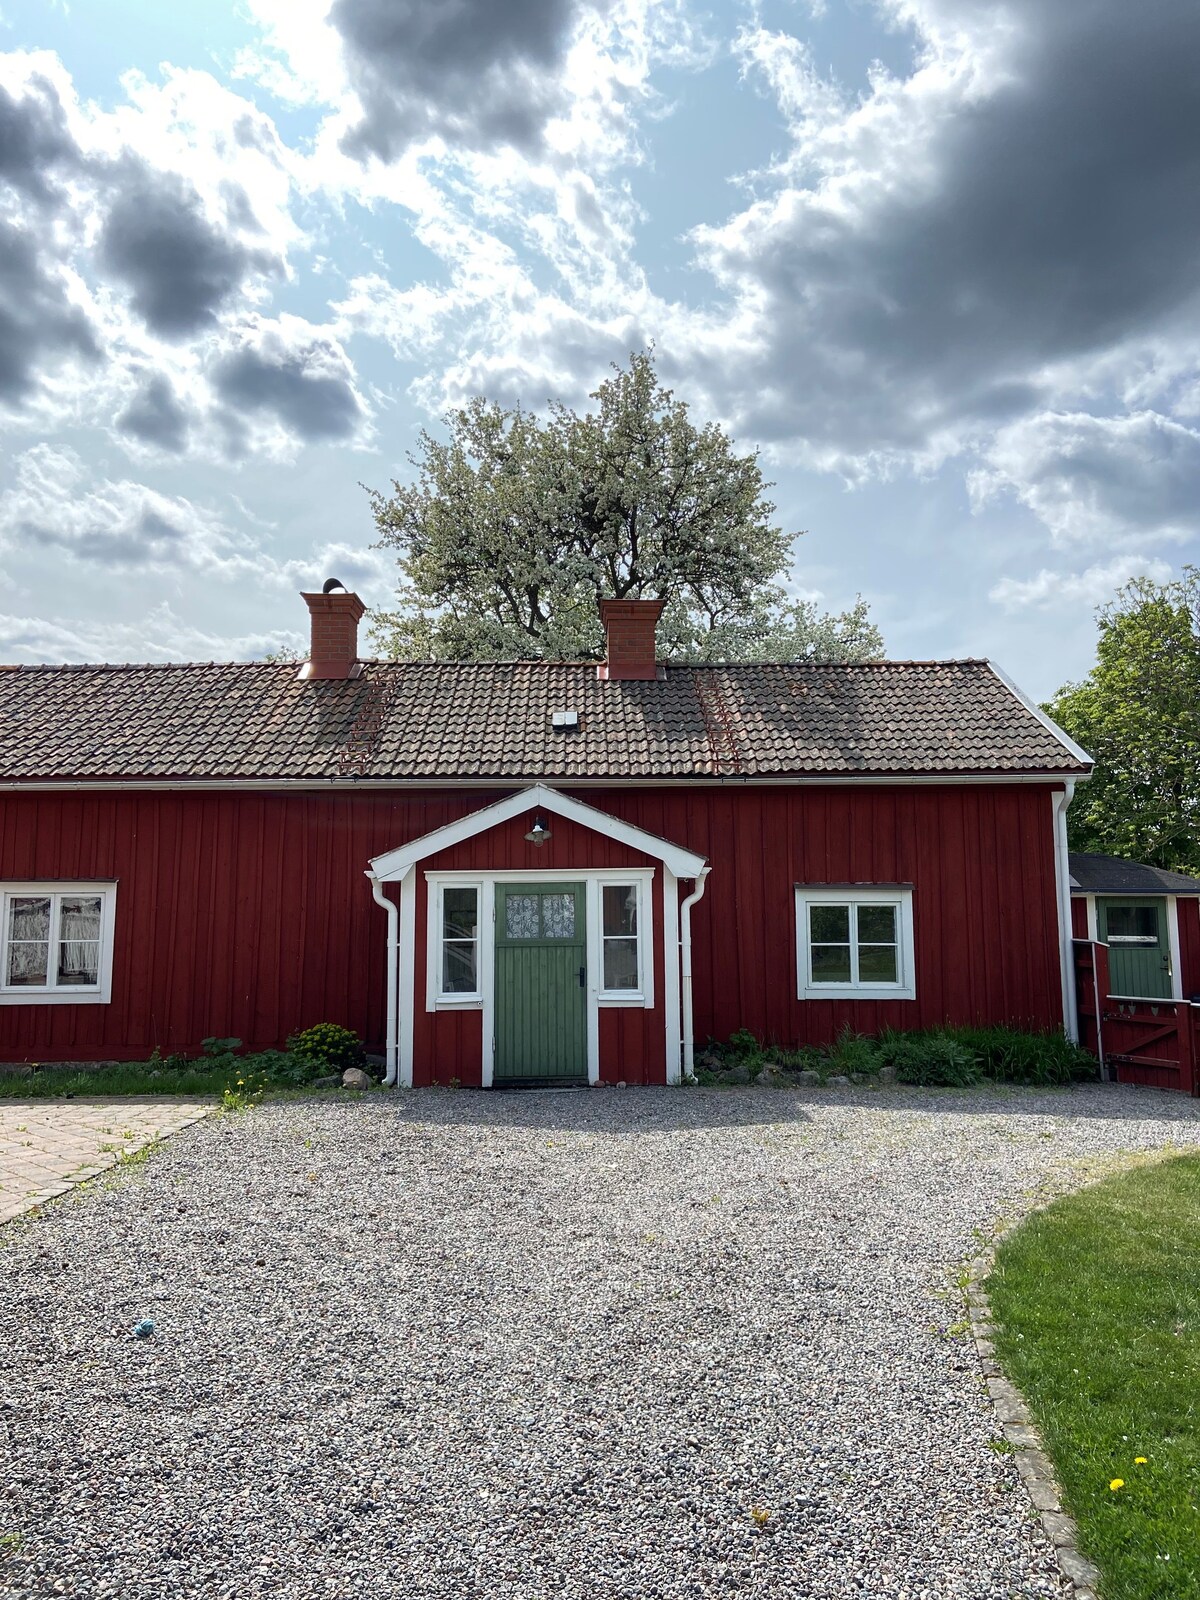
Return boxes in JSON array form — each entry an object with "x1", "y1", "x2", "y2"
[{"x1": 579, "y1": 965, "x2": 586, "y2": 988}]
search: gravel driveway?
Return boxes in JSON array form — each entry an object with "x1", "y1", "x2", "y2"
[{"x1": 3, "y1": 1083, "x2": 1198, "y2": 1600}]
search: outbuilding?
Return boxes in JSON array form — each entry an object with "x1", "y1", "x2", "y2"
[
  {"x1": 0, "y1": 589, "x2": 1092, "y2": 1085},
  {"x1": 1069, "y1": 852, "x2": 1200, "y2": 1002}
]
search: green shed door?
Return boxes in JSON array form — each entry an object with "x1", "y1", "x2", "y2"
[
  {"x1": 494, "y1": 883, "x2": 587, "y2": 1083},
  {"x1": 1098, "y1": 898, "x2": 1172, "y2": 999}
]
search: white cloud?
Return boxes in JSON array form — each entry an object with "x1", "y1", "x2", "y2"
[
  {"x1": 0, "y1": 600, "x2": 302, "y2": 663},
  {"x1": 969, "y1": 411, "x2": 1200, "y2": 546},
  {"x1": 0, "y1": 443, "x2": 264, "y2": 577},
  {"x1": 989, "y1": 555, "x2": 1176, "y2": 612}
]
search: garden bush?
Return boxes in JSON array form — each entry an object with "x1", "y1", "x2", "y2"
[
  {"x1": 287, "y1": 1022, "x2": 367, "y2": 1076},
  {"x1": 946, "y1": 1024, "x2": 1098, "y2": 1084},
  {"x1": 879, "y1": 1029, "x2": 982, "y2": 1087},
  {"x1": 823, "y1": 1026, "x2": 882, "y2": 1076}
]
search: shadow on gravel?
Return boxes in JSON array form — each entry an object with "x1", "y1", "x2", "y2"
[{"x1": 357, "y1": 1080, "x2": 1200, "y2": 1135}]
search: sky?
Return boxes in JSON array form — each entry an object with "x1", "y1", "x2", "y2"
[{"x1": 1, "y1": 0, "x2": 1197, "y2": 699}]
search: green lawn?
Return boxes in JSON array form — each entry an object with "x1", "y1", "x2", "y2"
[
  {"x1": 988, "y1": 1154, "x2": 1200, "y2": 1599},
  {"x1": 0, "y1": 1062, "x2": 229, "y2": 1097}
]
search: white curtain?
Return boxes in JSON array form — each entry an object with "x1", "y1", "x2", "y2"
[{"x1": 59, "y1": 899, "x2": 101, "y2": 982}]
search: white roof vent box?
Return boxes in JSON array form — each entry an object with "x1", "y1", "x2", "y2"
[{"x1": 551, "y1": 709, "x2": 580, "y2": 732}]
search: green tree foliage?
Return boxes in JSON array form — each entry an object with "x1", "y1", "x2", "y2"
[
  {"x1": 366, "y1": 351, "x2": 883, "y2": 663},
  {"x1": 1047, "y1": 567, "x2": 1200, "y2": 874}
]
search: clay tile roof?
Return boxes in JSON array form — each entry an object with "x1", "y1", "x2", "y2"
[{"x1": 0, "y1": 658, "x2": 1090, "y2": 784}]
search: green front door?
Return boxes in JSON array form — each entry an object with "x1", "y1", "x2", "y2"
[
  {"x1": 1098, "y1": 897, "x2": 1172, "y2": 998},
  {"x1": 494, "y1": 883, "x2": 587, "y2": 1084}
]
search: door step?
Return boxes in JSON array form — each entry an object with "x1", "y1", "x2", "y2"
[{"x1": 490, "y1": 1077, "x2": 590, "y2": 1091}]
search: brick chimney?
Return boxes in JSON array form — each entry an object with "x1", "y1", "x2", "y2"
[
  {"x1": 598, "y1": 597, "x2": 665, "y2": 681},
  {"x1": 298, "y1": 584, "x2": 366, "y2": 680}
]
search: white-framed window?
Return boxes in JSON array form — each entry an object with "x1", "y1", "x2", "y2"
[
  {"x1": 0, "y1": 882, "x2": 118, "y2": 1005},
  {"x1": 600, "y1": 881, "x2": 643, "y2": 998},
  {"x1": 795, "y1": 886, "x2": 915, "y2": 1001},
  {"x1": 431, "y1": 881, "x2": 482, "y2": 1004}
]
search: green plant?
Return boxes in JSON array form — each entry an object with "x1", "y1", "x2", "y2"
[
  {"x1": 948, "y1": 1025, "x2": 1098, "y2": 1085},
  {"x1": 882, "y1": 1030, "x2": 982, "y2": 1087},
  {"x1": 823, "y1": 1025, "x2": 882, "y2": 1076},
  {"x1": 287, "y1": 1023, "x2": 367, "y2": 1076},
  {"x1": 201, "y1": 1036, "x2": 242, "y2": 1057},
  {"x1": 222, "y1": 1069, "x2": 268, "y2": 1111},
  {"x1": 725, "y1": 1028, "x2": 764, "y2": 1064}
]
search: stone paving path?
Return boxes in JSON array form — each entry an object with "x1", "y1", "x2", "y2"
[{"x1": 0, "y1": 1099, "x2": 212, "y2": 1224}]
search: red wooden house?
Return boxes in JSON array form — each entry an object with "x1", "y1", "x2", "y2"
[{"x1": 0, "y1": 590, "x2": 1093, "y2": 1086}]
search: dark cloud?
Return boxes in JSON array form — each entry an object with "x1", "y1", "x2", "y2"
[
  {"x1": 98, "y1": 168, "x2": 278, "y2": 338},
  {"x1": 0, "y1": 73, "x2": 77, "y2": 205},
  {"x1": 0, "y1": 219, "x2": 99, "y2": 400},
  {"x1": 697, "y1": 0, "x2": 1200, "y2": 465},
  {"x1": 332, "y1": 0, "x2": 586, "y2": 161},
  {"x1": 212, "y1": 320, "x2": 367, "y2": 443},
  {"x1": 116, "y1": 374, "x2": 191, "y2": 452}
]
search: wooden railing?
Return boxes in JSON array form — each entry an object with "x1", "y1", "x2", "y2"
[{"x1": 1073, "y1": 937, "x2": 1200, "y2": 1095}]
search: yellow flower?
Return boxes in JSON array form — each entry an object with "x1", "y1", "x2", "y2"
[
  {"x1": 1110, "y1": 1479, "x2": 1125, "y2": 1492},
  {"x1": 1135, "y1": 1457, "x2": 1148, "y2": 1465}
]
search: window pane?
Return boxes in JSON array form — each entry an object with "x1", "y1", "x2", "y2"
[
  {"x1": 1106, "y1": 905, "x2": 1158, "y2": 943},
  {"x1": 7, "y1": 896, "x2": 50, "y2": 987},
  {"x1": 603, "y1": 937, "x2": 639, "y2": 991},
  {"x1": 57, "y1": 896, "x2": 102, "y2": 985},
  {"x1": 442, "y1": 940, "x2": 477, "y2": 993},
  {"x1": 857, "y1": 904, "x2": 897, "y2": 944},
  {"x1": 810, "y1": 904, "x2": 850, "y2": 942},
  {"x1": 858, "y1": 944, "x2": 898, "y2": 983},
  {"x1": 505, "y1": 894, "x2": 540, "y2": 940},
  {"x1": 442, "y1": 887, "x2": 477, "y2": 940},
  {"x1": 542, "y1": 893, "x2": 575, "y2": 940},
  {"x1": 603, "y1": 884, "x2": 638, "y2": 938},
  {"x1": 811, "y1": 944, "x2": 852, "y2": 983}
]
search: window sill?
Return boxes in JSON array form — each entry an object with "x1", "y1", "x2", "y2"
[
  {"x1": 598, "y1": 992, "x2": 649, "y2": 1007},
  {"x1": 800, "y1": 985, "x2": 916, "y2": 1002},
  {"x1": 431, "y1": 996, "x2": 483, "y2": 1010},
  {"x1": 0, "y1": 990, "x2": 109, "y2": 1006}
]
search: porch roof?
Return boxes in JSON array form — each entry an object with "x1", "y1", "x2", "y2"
[{"x1": 368, "y1": 784, "x2": 708, "y2": 882}]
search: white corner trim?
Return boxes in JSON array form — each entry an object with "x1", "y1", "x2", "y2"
[
  {"x1": 1166, "y1": 894, "x2": 1184, "y2": 1002},
  {"x1": 794, "y1": 885, "x2": 916, "y2": 1001},
  {"x1": 1085, "y1": 893, "x2": 1099, "y2": 944},
  {"x1": 985, "y1": 660, "x2": 1094, "y2": 770},
  {"x1": 662, "y1": 868, "x2": 681, "y2": 1085},
  {"x1": 1052, "y1": 784, "x2": 1079, "y2": 1040},
  {"x1": 369, "y1": 782, "x2": 707, "y2": 881},
  {"x1": 0, "y1": 881, "x2": 118, "y2": 1007}
]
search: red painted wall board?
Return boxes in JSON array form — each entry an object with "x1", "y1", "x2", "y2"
[{"x1": 0, "y1": 782, "x2": 1066, "y2": 1069}]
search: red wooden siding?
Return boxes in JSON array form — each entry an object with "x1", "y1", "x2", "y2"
[
  {"x1": 1179, "y1": 898, "x2": 1200, "y2": 1000},
  {"x1": 0, "y1": 782, "x2": 1066, "y2": 1069},
  {"x1": 1071, "y1": 898, "x2": 1088, "y2": 938}
]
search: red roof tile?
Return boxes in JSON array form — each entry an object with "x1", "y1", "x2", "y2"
[{"x1": 0, "y1": 658, "x2": 1090, "y2": 783}]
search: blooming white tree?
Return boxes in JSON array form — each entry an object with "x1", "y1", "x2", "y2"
[{"x1": 367, "y1": 352, "x2": 883, "y2": 663}]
